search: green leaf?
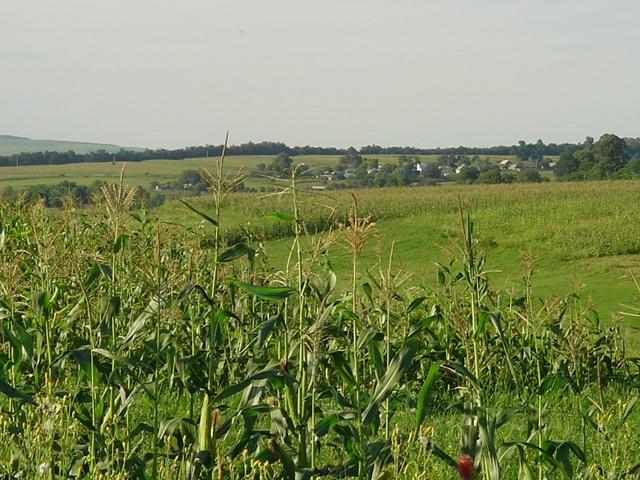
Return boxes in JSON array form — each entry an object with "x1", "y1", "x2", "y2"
[
  {"x1": 362, "y1": 340, "x2": 420, "y2": 425},
  {"x1": 235, "y1": 282, "x2": 295, "y2": 300},
  {"x1": 414, "y1": 361, "x2": 442, "y2": 436},
  {"x1": 407, "y1": 296, "x2": 427, "y2": 314},
  {"x1": 112, "y1": 233, "x2": 128, "y2": 253},
  {"x1": 213, "y1": 365, "x2": 281, "y2": 403},
  {"x1": 621, "y1": 395, "x2": 639, "y2": 426},
  {"x1": 257, "y1": 316, "x2": 278, "y2": 349},
  {"x1": 487, "y1": 311, "x2": 520, "y2": 390},
  {"x1": 118, "y1": 298, "x2": 160, "y2": 348},
  {"x1": 516, "y1": 445, "x2": 536, "y2": 480},
  {"x1": 179, "y1": 199, "x2": 218, "y2": 226},
  {"x1": 362, "y1": 282, "x2": 373, "y2": 303},
  {"x1": 271, "y1": 439, "x2": 296, "y2": 478},
  {"x1": 446, "y1": 360, "x2": 481, "y2": 392},
  {"x1": 264, "y1": 212, "x2": 295, "y2": 222},
  {"x1": 423, "y1": 440, "x2": 458, "y2": 468},
  {"x1": 31, "y1": 290, "x2": 50, "y2": 319},
  {"x1": 538, "y1": 374, "x2": 567, "y2": 395},
  {"x1": 0, "y1": 377, "x2": 35, "y2": 404},
  {"x1": 0, "y1": 219, "x2": 5, "y2": 251},
  {"x1": 84, "y1": 262, "x2": 112, "y2": 289},
  {"x1": 628, "y1": 463, "x2": 640, "y2": 475},
  {"x1": 555, "y1": 441, "x2": 585, "y2": 478},
  {"x1": 330, "y1": 352, "x2": 357, "y2": 388},
  {"x1": 71, "y1": 348, "x2": 102, "y2": 385},
  {"x1": 218, "y1": 243, "x2": 255, "y2": 264},
  {"x1": 315, "y1": 414, "x2": 341, "y2": 437}
]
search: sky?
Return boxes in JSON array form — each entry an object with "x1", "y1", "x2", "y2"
[{"x1": 1, "y1": 0, "x2": 639, "y2": 149}]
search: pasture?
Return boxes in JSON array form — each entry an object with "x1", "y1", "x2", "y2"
[{"x1": 0, "y1": 154, "x2": 517, "y2": 190}]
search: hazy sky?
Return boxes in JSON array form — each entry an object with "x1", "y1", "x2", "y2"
[{"x1": 1, "y1": 0, "x2": 638, "y2": 149}]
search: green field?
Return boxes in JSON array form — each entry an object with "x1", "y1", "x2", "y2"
[
  {"x1": 0, "y1": 155, "x2": 338, "y2": 189},
  {"x1": 0, "y1": 154, "x2": 519, "y2": 190},
  {"x1": 2, "y1": 158, "x2": 637, "y2": 334},
  {"x1": 1, "y1": 160, "x2": 639, "y2": 478},
  {"x1": 162, "y1": 180, "x2": 640, "y2": 343}
]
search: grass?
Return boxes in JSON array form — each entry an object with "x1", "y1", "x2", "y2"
[
  {"x1": 3, "y1": 160, "x2": 634, "y2": 328},
  {"x1": 158, "y1": 180, "x2": 640, "y2": 350},
  {"x1": 0, "y1": 154, "x2": 521, "y2": 189},
  {"x1": 0, "y1": 155, "x2": 344, "y2": 188},
  {"x1": 0, "y1": 163, "x2": 639, "y2": 479}
]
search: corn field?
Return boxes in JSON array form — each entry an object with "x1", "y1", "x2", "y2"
[{"x1": 0, "y1": 159, "x2": 639, "y2": 479}]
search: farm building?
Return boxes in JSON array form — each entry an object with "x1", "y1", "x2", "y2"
[{"x1": 499, "y1": 159, "x2": 519, "y2": 171}]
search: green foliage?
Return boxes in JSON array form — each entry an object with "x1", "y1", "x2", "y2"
[
  {"x1": 556, "y1": 134, "x2": 632, "y2": 180},
  {"x1": 457, "y1": 166, "x2": 480, "y2": 183},
  {"x1": 516, "y1": 169, "x2": 543, "y2": 183},
  {"x1": 260, "y1": 152, "x2": 293, "y2": 177},
  {"x1": 0, "y1": 178, "x2": 639, "y2": 479},
  {"x1": 594, "y1": 133, "x2": 629, "y2": 176},
  {"x1": 555, "y1": 151, "x2": 580, "y2": 178}
]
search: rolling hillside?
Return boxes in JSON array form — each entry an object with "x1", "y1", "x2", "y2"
[{"x1": 0, "y1": 134, "x2": 141, "y2": 155}]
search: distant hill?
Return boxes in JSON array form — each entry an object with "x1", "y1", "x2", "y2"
[{"x1": 0, "y1": 135, "x2": 142, "y2": 155}]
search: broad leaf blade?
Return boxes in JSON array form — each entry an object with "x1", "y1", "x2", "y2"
[
  {"x1": 362, "y1": 340, "x2": 420, "y2": 425},
  {"x1": 235, "y1": 282, "x2": 295, "y2": 300},
  {"x1": 415, "y1": 361, "x2": 442, "y2": 436},
  {"x1": 179, "y1": 199, "x2": 218, "y2": 226}
]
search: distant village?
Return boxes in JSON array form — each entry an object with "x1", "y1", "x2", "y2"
[{"x1": 151, "y1": 153, "x2": 558, "y2": 195}]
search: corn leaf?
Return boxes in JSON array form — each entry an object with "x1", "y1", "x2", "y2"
[
  {"x1": 179, "y1": 199, "x2": 218, "y2": 226},
  {"x1": 235, "y1": 282, "x2": 295, "y2": 300}
]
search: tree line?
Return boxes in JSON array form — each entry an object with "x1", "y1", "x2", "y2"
[
  {"x1": 554, "y1": 134, "x2": 640, "y2": 180},
  {"x1": 1, "y1": 136, "x2": 639, "y2": 168},
  {"x1": 0, "y1": 180, "x2": 165, "y2": 209}
]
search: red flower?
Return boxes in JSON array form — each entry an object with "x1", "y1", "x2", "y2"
[{"x1": 457, "y1": 454, "x2": 475, "y2": 480}]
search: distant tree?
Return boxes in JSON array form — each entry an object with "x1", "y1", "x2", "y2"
[
  {"x1": 398, "y1": 155, "x2": 419, "y2": 177},
  {"x1": 179, "y1": 170, "x2": 202, "y2": 185},
  {"x1": 457, "y1": 166, "x2": 479, "y2": 183},
  {"x1": 478, "y1": 169, "x2": 502, "y2": 184},
  {"x1": 517, "y1": 169, "x2": 542, "y2": 183},
  {"x1": 594, "y1": 134, "x2": 629, "y2": 176},
  {"x1": 583, "y1": 136, "x2": 595, "y2": 150},
  {"x1": 531, "y1": 139, "x2": 546, "y2": 166},
  {"x1": 339, "y1": 147, "x2": 363, "y2": 169},
  {"x1": 554, "y1": 152, "x2": 580, "y2": 179},
  {"x1": 515, "y1": 140, "x2": 531, "y2": 162},
  {"x1": 436, "y1": 154, "x2": 454, "y2": 167},
  {"x1": 266, "y1": 152, "x2": 292, "y2": 176},
  {"x1": 626, "y1": 157, "x2": 640, "y2": 177},
  {"x1": 354, "y1": 163, "x2": 368, "y2": 180},
  {"x1": 574, "y1": 149, "x2": 597, "y2": 178},
  {"x1": 501, "y1": 172, "x2": 516, "y2": 184},
  {"x1": 625, "y1": 137, "x2": 640, "y2": 156},
  {"x1": 420, "y1": 162, "x2": 441, "y2": 179}
]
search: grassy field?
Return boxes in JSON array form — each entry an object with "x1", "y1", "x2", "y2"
[
  {"x1": 0, "y1": 159, "x2": 636, "y2": 329},
  {"x1": 0, "y1": 154, "x2": 519, "y2": 190},
  {"x1": 160, "y1": 180, "x2": 640, "y2": 346},
  {"x1": 1, "y1": 172, "x2": 639, "y2": 478},
  {"x1": 1, "y1": 158, "x2": 640, "y2": 479},
  {"x1": 0, "y1": 155, "x2": 341, "y2": 190}
]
